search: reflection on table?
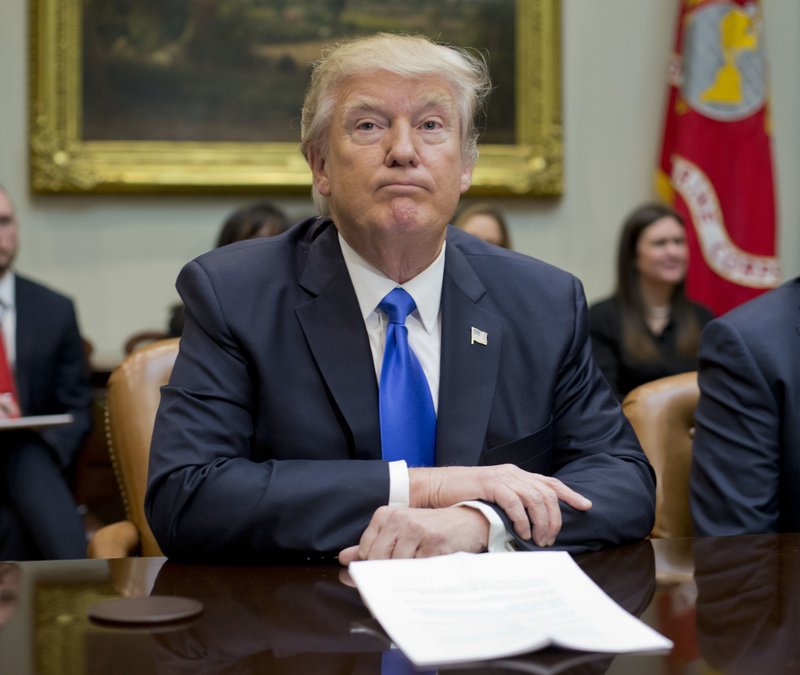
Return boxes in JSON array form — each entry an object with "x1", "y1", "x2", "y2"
[{"x1": 0, "y1": 534, "x2": 798, "y2": 674}]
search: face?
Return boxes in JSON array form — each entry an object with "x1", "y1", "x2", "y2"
[
  {"x1": 635, "y1": 216, "x2": 688, "y2": 288},
  {"x1": 308, "y1": 70, "x2": 473, "y2": 260},
  {"x1": 459, "y1": 213, "x2": 505, "y2": 247},
  {"x1": 0, "y1": 191, "x2": 19, "y2": 277}
]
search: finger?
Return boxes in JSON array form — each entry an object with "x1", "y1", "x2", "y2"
[
  {"x1": 525, "y1": 486, "x2": 561, "y2": 547},
  {"x1": 546, "y1": 478, "x2": 593, "y2": 511},
  {"x1": 495, "y1": 472, "x2": 558, "y2": 546},
  {"x1": 0, "y1": 397, "x2": 13, "y2": 419},
  {"x1": 396, "y1": 512, "x2": 446, "y2": 559},
  {"x1": 391, "y1": 532, "x2": 422, "y2": 559},
  {"x1": 489, "y1": 467, "x2": 554, "y2": 540},
  {"x1": 492, "y1": 486, "x2": 532, "y2": 540},
  {"x1": 519, "y1": 486, "x2": 559, "y2": 547},
  {"x1": 355, "y1": 506, "x2": 390, "y2": 560},
  {"x1": 370, "y1": 509, "x2": 418, "y2": 559},
  {"x1": 338, "y1": 545, "x2": 360, "y2": 566},
  {"x1": 338, "y1": 569, "x2": 356, "y2": 587},
  {"x1": 358, "y1": 508, "x2": 403, "y2": 560}
]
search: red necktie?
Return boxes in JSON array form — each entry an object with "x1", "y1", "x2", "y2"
[{"x1": 0, "y1": 326, "x2": 20, "y2": 417}]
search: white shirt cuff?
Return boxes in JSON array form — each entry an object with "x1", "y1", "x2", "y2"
[
  {"x1": 388, "y1": 460, "x2": 410, "y2": 507},
  {"x1": 457, "y1": 500, "x2": 516, "y2": 552}
]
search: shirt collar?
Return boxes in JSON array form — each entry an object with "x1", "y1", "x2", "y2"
[
  {"x1": 0, "y1": 272, "x2": 14, "y2": 312},
  {"x1": 338, "y1": 232, "x2": 444, "y2": 335}
]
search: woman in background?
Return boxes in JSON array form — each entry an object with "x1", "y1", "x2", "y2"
[
  {"x1": 213, "y1": 200, "x2": 290, "y2": 248},
  {"x1": 589, "y1": 203, "x2": 713, "y2": 400},
  {"x1": 167, "y1": 201, "x2": 290, "y2": 337},
  {"x1": 454, "y1": 203, "x2": 512, "y2": 249}
]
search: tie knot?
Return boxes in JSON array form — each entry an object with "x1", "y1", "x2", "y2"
[{"x1": 379, "y1": 288, "x2": 416, "y2": 325}]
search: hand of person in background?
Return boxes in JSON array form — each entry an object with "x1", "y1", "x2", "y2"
[{"x1": 0, "y1": 393, "x2": 20, "y2": 419}]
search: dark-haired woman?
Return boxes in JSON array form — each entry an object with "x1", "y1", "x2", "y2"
[
  {"x1": 167, "y1": 201, "x2": 290, "y2": 337},
  {"x1": 589, "y1": 203, "x2": 714, "y2": 400}
]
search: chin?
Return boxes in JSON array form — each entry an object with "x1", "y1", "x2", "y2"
[{"x1": 384, "y1": 202, "x2": 430, "y2": 230}]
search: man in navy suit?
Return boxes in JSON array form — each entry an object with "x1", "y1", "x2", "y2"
[
  {"x1": 0, "y1": 185, "x2": 93, "y2": 559},
  {"x1": 691, "y1": 278, "x2": 800, "y2": 536},
  {"x1": 146, "y1": 34, "x2": 655, "y2": 562}
]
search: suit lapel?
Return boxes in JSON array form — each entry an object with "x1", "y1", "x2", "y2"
[
  {"x1": 294, "y1": 224, "x2": 504, "y2": 465},
  {"x1": 12, "y1": 276, "x2": 32, "y2": 410},
  {"x1": 436, "y1": 245, "x2": 502, "y2": 467},
  {"x1": 295, "y1": 224, "x2": 382, "y2": 460}
]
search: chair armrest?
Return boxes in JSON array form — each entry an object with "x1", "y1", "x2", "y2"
[{"x1": 87, "y1": 520, "x2": 141, "y2": 558}]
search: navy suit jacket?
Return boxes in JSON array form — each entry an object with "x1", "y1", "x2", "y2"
[
  {"x1": 691, "y1": 277, "x2": 800, "y2": 536},
  {"x1": 146, "y1": 219, "x2": 655, "y2": 560},
  {"x1": 12, "y1": 275, "x2": 93, "y2": 468}
]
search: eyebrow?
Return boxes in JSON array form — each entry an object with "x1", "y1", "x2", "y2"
[
  {"x1": 341, "y1": 93, "x2": 457, "y2": 121},
  {"x1": 341, "y1": 96, "x2": 384, "y2": 121}
]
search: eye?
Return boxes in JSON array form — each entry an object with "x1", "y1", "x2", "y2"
[
  {"x1": 421, "y1": 120, "x2": 442, "y2": 130},
  {"x1": 356, "y1": 121, "x2": 376, "y2": 131}
]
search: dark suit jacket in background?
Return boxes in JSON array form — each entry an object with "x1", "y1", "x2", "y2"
[
  {"x1": 13, "y1": 275, "x2": 93, "y2": 465},
  {"x1": 691, "y1": 277, "x2": 800, "y2": 536},
  {"x1": 146, "y1": 219, "x2": 655, "y2": 560},
  {"x1": 0, "y1": 274, "x2": 93, "y2": 559}
]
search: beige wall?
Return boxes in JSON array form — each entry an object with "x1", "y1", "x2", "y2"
[{"x1": 1, "y1": 0, "x2": 798, "y2": 362}]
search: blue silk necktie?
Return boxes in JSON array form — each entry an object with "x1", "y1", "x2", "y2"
[{"x1": 378, "y1": 288, "x2": 436, "y2": 467}]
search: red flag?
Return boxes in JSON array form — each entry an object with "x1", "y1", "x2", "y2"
[{"x1": 657, "y1": 0, "x2": 780, "y2": 316}]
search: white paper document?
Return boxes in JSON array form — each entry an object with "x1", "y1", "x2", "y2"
[
  {"x1": 349, "y1": 550, "x2": 672, "y2": 668},
  {"x1": 0, "y1": 413, "x2": 74, "y2": 431}
]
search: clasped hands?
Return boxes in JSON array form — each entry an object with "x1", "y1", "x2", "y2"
[{"x1": 338, "y1": 464, "x2": 592, "y2": 565}]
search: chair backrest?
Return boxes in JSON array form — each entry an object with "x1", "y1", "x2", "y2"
[
  {"x1": 105, "y1": 338, "x2": 179, "y2": 556},
  {"x1": 123, "y1": 330, "x2": 169, "y2": 355},
  {"x1": 622, "y1": 371, "x2": 699, "y2": 539}
]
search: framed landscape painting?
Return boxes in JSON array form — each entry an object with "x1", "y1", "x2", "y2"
[{"x1": 29, "y1": 0, "x2": 562, "y2": 196}]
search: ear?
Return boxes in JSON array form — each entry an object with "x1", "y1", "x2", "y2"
[
  {"x1": 307, "y1": 146, "x2": 331, "y2": 196},
  {"x1": 460, "y1": 161, "x2": 474, "y2": 195}
]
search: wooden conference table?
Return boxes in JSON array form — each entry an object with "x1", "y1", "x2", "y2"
[{"x1": 0, "y1": 533, "x2": 797, "y2": 674}]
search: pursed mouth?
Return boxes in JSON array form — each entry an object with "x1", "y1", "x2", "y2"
[{"x1": 378, "y1": 180, "x2": 428, "y2": 191}]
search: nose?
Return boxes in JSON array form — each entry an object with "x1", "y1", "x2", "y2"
[
  {"x1": 667, "y1": 241, "x2": 687, "y2": 257},
  {"x1": 384, "y1": 122, "x2": 419, "y2": 167}
]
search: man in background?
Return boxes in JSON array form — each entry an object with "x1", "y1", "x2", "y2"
[
  {"x1": 0, "y1": 185, "x2": 93, "y2": 559},
  {"x1": 691, "y1": 277, "x2": 800, "y2": 535},
  {"x1": 146, "y1": 34, "x2": 655, "y2": 562}
]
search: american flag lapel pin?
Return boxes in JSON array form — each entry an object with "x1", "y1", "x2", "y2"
[{"x1": 470, "y1": 326, "x2": 488, "y2": 346}]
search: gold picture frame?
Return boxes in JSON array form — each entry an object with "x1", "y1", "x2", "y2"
[{"x1": 28, "y1": 0, "x2": 562, "y2": 196}]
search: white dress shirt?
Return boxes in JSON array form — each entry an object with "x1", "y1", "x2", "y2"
[
  {"x1": 0, "y1": 272, "x2": 16, "y2": 365},
  {"x1": 338, "y1": 233, "x2": 509, "y2": 552}
]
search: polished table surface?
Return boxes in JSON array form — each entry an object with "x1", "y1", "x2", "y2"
[{"x1": 0, "y1": 533, "x2": 798, "y2": 674}]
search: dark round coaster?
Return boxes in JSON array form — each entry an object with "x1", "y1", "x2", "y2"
[{"x1": 88, "y1": 595, "x2": 203, "y2": 626}]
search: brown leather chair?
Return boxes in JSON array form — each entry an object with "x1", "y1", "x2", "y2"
[
  {"x1": 123, "y1": 330, "x2": 169, "y2": 355},
  {"x1": 622, "y1": 371, "x2": 699, "y2": 539},
  {"x1": 87, "y1": 338, "x2": 179, "y2": 558}
]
